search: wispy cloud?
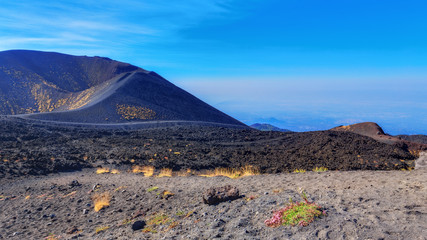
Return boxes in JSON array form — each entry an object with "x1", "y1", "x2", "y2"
[{"x1": 0, "y1": 0, "x2": 234, "y2": 55}]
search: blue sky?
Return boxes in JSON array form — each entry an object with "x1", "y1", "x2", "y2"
[{"x1": 1, "y1": 0, "x2": 426, "y2": 134}]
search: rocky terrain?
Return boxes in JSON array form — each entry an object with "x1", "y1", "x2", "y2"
[
  {"x1": 0, "y1": 50, "x2": 426, "y2": 240},
  {"x1": 398, "y1": 134, "x2": 427, "y2": 145},
  {"x1": 0, "y1": 168, "x2": 425, "y2": 240},
  {"x1": 331, "y1": 122, "x2": 427, "y2": 153},
  {"x1": 0, "y1": 116, "x2": 417, "y2": 179}
]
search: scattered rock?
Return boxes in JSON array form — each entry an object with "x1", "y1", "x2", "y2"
[
  {"x1": 92, "y1": 183, "x2": 101, "y2": 191},
  {"x1": 202, "y1": 185, "x2": 240, "y2": 205},
  {"x1": 83, "y1": 209, "x2": 88, "y2": 214},
  {"x1": 69, "y1": 180, "x2": 81, "y2": 188},
  {"x1": 131, "y1": 220, "x2": 146, "y2": 231},
  {"x1": 66, "y1": 226, "x2": 79, "y2": 234}
]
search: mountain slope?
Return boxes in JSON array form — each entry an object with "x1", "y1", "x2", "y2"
[
  {"x1": 397, "y1": 135, "x2": 427, "y2": 145},
  {"x1": 331, "y1": 122, "x2": 427, "y2": 152},
  {"x1": 0, "y1": 50, "x2": 244, "y2": 126},
  {"x1": 250, "y1": 123, "x2": 291, "y2": 132}
]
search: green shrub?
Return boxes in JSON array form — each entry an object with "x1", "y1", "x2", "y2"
[{"x1": 265, "y1": 190, "x2": 326, "y2": 227}]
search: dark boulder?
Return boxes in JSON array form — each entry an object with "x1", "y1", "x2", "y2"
[
  {"x1": 202, "y1": 185, "x2": 240, "y2": 205},
  {"x1": 131, "y1": 220, "x2": 146, "y2": 231}
]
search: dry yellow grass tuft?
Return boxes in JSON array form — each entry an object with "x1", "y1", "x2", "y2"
[
  {"x1": 96, "y1": 168, "x2": 110, "y2": 174},
  {"x1": 200, "y1": 165, "x2": 260, "y2": 179},
  {"x1": 161, "y1": 190, "x2": 175, "y2": 199},
  {"x1": 239, "y1": 165, "x2": 261, "y2": 177},
  {"x1": 293, "y1": 169, "x2": 306, "y2": 173},
  {"x1": 92, "y1": 192, "x2": 111, "y2": 212},
  {"x1": 313, "y1": 167, "x2": 328, "y2": 172},
  {"x1": 116, "y1": 104, "x2": 156, "y2": 120},
  {"x1": 158, "y1": 168, "x2": 173, "y2": 177},
  {"x1": 177, "y1": 168, "x2": 193, "y2": 177},
  {"x1": 132, "y1": 165, "x2": 155, "y2": 177},
  {"x1": 95, "y1": 226, "x2": 110, "y2": 234},
  {"x1": 110, "y1": 169, "x2": 120, "y2": 174},
  {"x1": 200, "y1": 168, "x2": 236, "y2": 178},
  {"x1": 45, "y1": 234, "x2": 61, "y2": 240}
]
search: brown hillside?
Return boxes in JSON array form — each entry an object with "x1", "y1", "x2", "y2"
[{"x1": 332, "y1": 122, "x2": 427, "y2": 154}]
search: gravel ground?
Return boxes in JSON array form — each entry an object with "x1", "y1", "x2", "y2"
[{"x1": 1, "y1": 168, "x2": 425, "y2": 240}]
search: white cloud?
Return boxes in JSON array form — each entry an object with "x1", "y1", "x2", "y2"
[{"x1": 0, "y1": 0, "x2": 234, "y2": 54}]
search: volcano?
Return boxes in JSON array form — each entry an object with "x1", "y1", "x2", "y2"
[
  {"x1": 331, "y1": 122, "x2": 427, "y2": 152},
  {"x1": 0, "y1": 50, "x2": 244, "y2": 126}
]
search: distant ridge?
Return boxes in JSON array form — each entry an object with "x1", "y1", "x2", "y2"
[
  {"x1": 250, "y1": 123, "x2": 291, "y2": 132},
  {"x1": 0, "y1": 50, "x2": 245, "y2": 126},
  {"x1": 397, "y1": 135, "x2": 427, "y2": 145},
  {"x1": 331, "y1": 122, "x2": 427, "y2": 152}
]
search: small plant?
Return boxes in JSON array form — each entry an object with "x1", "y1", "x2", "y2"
[
  {"x1": 147, "y1": 186, "x2": 159, "y2": 192},
  {"x1": 132, "y1": 166, "x2": 155, "y2": 177},
  {"x1": 95, "y1": 226, "x2": 110, "y2": 234},
  {"x1": 239, "y1": 165, "x2": 261, "y2": 177},
  {"x1": 161, "y1": 190, "x2": 174, "y2": 199},
  {"x1": 265, "y1": 189, "x2": 326, "y2": 227},
  {"x1": 313, "y1": 167, "x2": 328, "y2": 172},
  {"x1": 147, "y1": 213, "x2": 171, "y2": 225},
  {"x1": 177, "y1": 168, "x2": 193, "y2": 176},
  {"x1": 114, "y1": 186, "x2": 127, "y2": 192},
  {"x1": 110, "y1": 169, "x2": 120, "y2": 174},
  {"x1": 96, "y1": 167, "x2": 110, "y2": 174},
  {"x1": 176, "y1": 210, "x2": 186, "y2": 216},
  {"x1": 142, "y1": 227, "x2": 157, "y2": 233},
  {"x1": 199, "y1": 165, "x2": 260, "y2": 179},
  {"x1": 92, "y1": 192, "x2": 111, "y2": 212},
  {"x1": 167, "y1": 221, "x2": 180, "y2": 231},
  {"x1": 121, "y1": 219, "x2": 133, "y2": 225},
  {"x1": 293, "y1": 169, "x2": 306, "y2": 173},
  {"x1": 45, "y1": 233, "x2": 61, "y2": 240},
  {"x1": 199, "y1": 167, "x2": 239, "y2": 178},
  {"x1": 157, "y1": 168, "x2": 172, "y2": 177},
  {"x1": 184, "y1": 210, "x2": 195, "y2": 219}
]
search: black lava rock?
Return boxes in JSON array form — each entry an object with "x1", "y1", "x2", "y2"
[
  {"x1": 131, "y1": 220, "x2": 146, "y2": 231},
  {"x1": 69, "y1": 180, "x2": 81, "y2": 188},
  {"x1": 203, "y1": 185, "x2": 240, "y2": 205}
]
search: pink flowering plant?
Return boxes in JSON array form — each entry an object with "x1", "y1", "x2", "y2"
[{"x1": 265, "y1": 189, "x2": 326, "y2": 227}]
